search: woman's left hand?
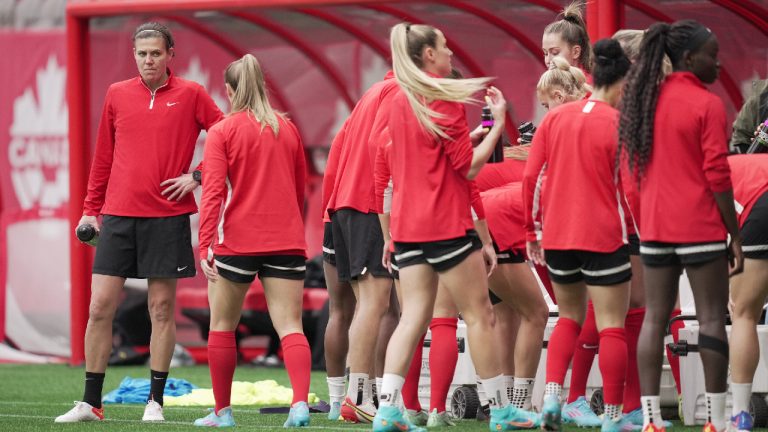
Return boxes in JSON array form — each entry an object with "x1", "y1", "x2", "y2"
[
  {"x1": 200, "y1": 259, "x2": 218, "y2": 282},
  {"x1": 482, "y1": 242, "x2": 497, "y2": 276}
]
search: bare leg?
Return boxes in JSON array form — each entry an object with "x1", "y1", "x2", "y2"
[
  {"x1": 84, "y1": 275, "x2": 126, "y2": 373},
  {"x1": 323, "y1": 261, "x2": 355, "y2": 378},
  {"x1": 730, "y1": 258, "x2": 768, "y2": 383},
  {"x1": 147, "y1": 278, "x2": 178, "y2": 372}
]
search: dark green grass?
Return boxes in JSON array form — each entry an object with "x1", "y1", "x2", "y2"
[{"x1": 0, "y1": 364, "x2": 703, "y2": 431}]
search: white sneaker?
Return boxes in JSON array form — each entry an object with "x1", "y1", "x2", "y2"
[
  {"x1": 142, "y1": 400, "x2": 165, "y2": 422},
  {"x1": 54, "y1": 401, "x2": 104, "y2": 423}
]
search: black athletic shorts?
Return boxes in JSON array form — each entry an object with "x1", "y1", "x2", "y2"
[
  {"x1": 628, "y1": 233, "x2": 640, "y2": 256},
  {"x1": 93, "y1": 214, "x2": 195, "y2": 279},
  {"x1": 322, "y1": 222, "x2": 336, "y2": 266},
  {"x1": 330, "y1": 209, "x2": 390, "y2": 282},
  {"x1": 494, "y1": 243, "x2": 526, "y2": 264},
  {"x1": 545, "y1": 246, "x2": 632, "y2": 286},
  {"x1": 742, "y1": 191, "x2": 768, "y2": 260},
  {"x1": 393, "y1": 230, "x2": 482, "y2": 272},
  {"x1": 214, "y1": 254, "x2": 306, "y2": 283},
  {"x1": 389, "y1": 253, "x2": 400, "y2": 280},
  {"x1": 640, "y1": 241, "x2": 727, "y2": 267}
]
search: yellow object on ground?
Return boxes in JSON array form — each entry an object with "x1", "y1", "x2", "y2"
[{"x1": 165, "y1": 380, "x2": 318, "y2": 406}]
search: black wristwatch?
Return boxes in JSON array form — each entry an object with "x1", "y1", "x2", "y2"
[{"x1": 192, "y1": 169, "x2": 202, "y2": 185}]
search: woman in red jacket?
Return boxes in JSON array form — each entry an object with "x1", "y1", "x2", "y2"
[
  {"x1": 524, "y1": 39, "x2": 633, "y2": 432},
  {"x1": 619, "y1": 20, "x2": 744, "y2": 432},
  {"x1": 195, "y1": 54, "x2": 311, "y2": 428}
]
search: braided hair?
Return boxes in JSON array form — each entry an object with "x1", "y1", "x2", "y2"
[{"x1": 618, "y1": 20, "x2": 708, "y2": 179}]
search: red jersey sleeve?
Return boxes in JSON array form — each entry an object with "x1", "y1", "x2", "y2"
[
  {"x1": 436, "y1": 101, "x2": 473, "y2": 178},
  {"x1": 701, "y1": 98, "x2": 732, "y2": 193},
  {"x1": 470, "y1": 181, "x2": 485, "y2": 220},
  {"x1": 83, "y1": 88, "x2": 116, "y2": 216},
  {"x1": 198, "y1": 126, "x2": 228, "y2": 261},
  {"x1": 522, "y1": 114, "x2": 549, "y2": 242},
  {"x1": 192, "y1": 87, "x2": 225, "y2": 174},
  {"x1": 374, "y1": 135, "x2": 392, "y2": 214},
  {"x1": 290, "y1": 121, "x2": 307, "y2": 217},
  {"x1": 619, "y1": 153, "x2": 640, "y2": 234},
  {"x1": 322, "y1": 121, "x2": 346, "y2": 221}
]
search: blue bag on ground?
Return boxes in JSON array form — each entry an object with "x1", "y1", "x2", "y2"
[{"x1": 103, "y1": 377, "x2": 197, "y2": 404}]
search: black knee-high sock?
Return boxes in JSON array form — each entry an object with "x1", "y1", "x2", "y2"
[
  {"x1": 83, "y1": 372, "x2": 105, "y2": 409},
  {"x1": 149, "y1": 370, "x2": 169, "y2": 406}
]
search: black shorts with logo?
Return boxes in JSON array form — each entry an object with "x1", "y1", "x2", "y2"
[
  {"x1": 93, "y1": 214, "x2": 196, "y2": 279},
  {"x1": 330, "y1": 209, "x2": 390, "y2": 282},
  {"x1": 742, "y1": 191, "x2": 768, "y2": 260},
  {"x1": 214, "y1": 254, "x2": 306, "y2": 284},
  {"x1": 640, "y1": 241, "x2": 727, "y2": 267},
  {"x1": 322, "y1": 222, "x2": 336, "y2": 266},
  {"x1": 628, "y1": 233, "x2": 640, "y2": 256},
  {"x1": 494, "y1": 243, "x2": 526, "y2": 265},
  {"x1": 545, "y1": 246, "x2": 632, "y2": 286},
  {"x1": 393, "y1": 230, "x2": 483, "y2": 273}
]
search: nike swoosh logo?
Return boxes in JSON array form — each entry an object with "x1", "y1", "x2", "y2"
[
  {"x1": 177, "y1": 266, "x2": 188, "y2": 272},
  {"x1": 167, "y1": 102, "x2": 178, "y2": 107}
]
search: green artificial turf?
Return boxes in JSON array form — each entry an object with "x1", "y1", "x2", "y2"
[{"x1": 0, "y1": 364, "x2": 707, "y2": 431}]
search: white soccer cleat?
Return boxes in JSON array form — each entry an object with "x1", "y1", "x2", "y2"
[
  {"x1": 142, "y1": 400, "x2": 165, "y2": 422},
  {"x1": 54, "y1": 401, "x2": 104, "y2": 423}
]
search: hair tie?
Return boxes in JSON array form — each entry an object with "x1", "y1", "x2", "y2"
[{"x1": 681, "y1": 25, "x2": 712, "y2": 54}]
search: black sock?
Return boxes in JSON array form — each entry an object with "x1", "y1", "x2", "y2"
[
  {"x1": 149, "y1": 370, "x2": 169, "y2": 406},
  {"x1": 83, "y1": 372, "x2": 105, "y2": 409}
]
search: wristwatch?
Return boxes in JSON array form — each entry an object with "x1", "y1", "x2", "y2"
[{"x1": 192, "y1": 169, "x2": 202, "y2": 185}]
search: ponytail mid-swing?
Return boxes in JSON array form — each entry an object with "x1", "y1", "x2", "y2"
[
  {"x1": 225, "y1": 54, "x2": 281, "y2": 135},
  {"x1": 390, "y1": 23, "x2": 492, "y2": 139}
]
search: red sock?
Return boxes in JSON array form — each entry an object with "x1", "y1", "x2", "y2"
[
  {"x1": 402, "y1": 333, "x2": 425, "y2": 411},
  {"x1": 598, "y1": 327, "x2": 627, "y2": 406},
  {"x1": 546, "y1": 317, "x2": 581, "y2": 386},
  {"x1": 535, "y1": 264, "x2": 556, "y2": 303},
  {"x1": 567, "y1": 304, "x2": 598, "y2": 403},
  {"x1": 281, "y1": 333, "x2": 311, "y2": 405},
  {"x1": 429, "y1": 318, "x2": 458, "y2": 413},
  {"x1": 623, "y1": 307, "x2": 645, "y2": 413},
  {"x1": 208, "y1": 331, "x2": 237, "y2": 413},
  {"x1": 666, "y1": 308, "x2": 683, "y2": 394}
]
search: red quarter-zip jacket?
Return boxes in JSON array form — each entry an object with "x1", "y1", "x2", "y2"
[
  {"x1": 728, "y1": 154, "x2": 768, "y2": 227},
  {"x1": 83, "y1": 70, "x2": 223, "y2": 217},
  {"x1": 199, "y1": 112, "x2": 307, "y2": 261},
  {"x1": 482, "y1": 182, "x2": 526, "y2": 251}
]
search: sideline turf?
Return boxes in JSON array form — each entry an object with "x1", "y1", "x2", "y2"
[{"x1": 0, "y1": 364, "x2": 704, "y2": 431}]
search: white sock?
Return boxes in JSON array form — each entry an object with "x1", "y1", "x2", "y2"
[
  {"x1": 366, "y1": 376, "x2": 375, "y2": 405},
  {"x1": 327, "y1": 376, "x2": 346, "y2": 405},
  {"x1": 504, "y1": 375, "x2": 514, "y2": 403},
  {"x1": 544, "y1": 382, "x2": 563, "y2": 400},
  {"x1": 641, "y1": 396, "x2": 663, "y2": 427},
  {"x1": 347, "y1": 373, "x2": 367, "y2": 404},
  {"x1": 731, "y1": 382, "x2": 752, "y2": 417},
  {"x1": 513, "y1": 377, "x2": 535, "y2": 410},
  {"x1": 605, "y1": 404, "x2": 622, "y2": 421},
  {"x1": 376, "y1": 377, "x2": 383, "y2": 402},
  {"x1": 379, "y1": 373, "x2": 405, "y2": 407},
  {"x1": 481, "y1": 375, "x2": 508, "y2": 409},
  {"x1": 477, "y1": 376, "x2": 489, "y2": 406},
  {"x1": 706, "y1": 392, "x2": 727, "y2": 431}
]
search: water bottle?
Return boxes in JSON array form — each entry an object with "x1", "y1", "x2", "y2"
[
  {"x1": 76, "y1": 224, "x2": 99, "y2": 246},
  {"x1": 518, "y1": 121, "x2": 537, "y2": 144},
  {"x1": 481, "y1": 106, "x2": 504, "y2": 163},
  {"x1": 747, "y1": 119, "x2": 768, "y2": 154}
]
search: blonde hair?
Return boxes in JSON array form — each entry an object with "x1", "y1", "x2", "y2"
[
  {"x1": 390, "y1": 23, "x2": 492, "y2": 139},
  {"x1": 543, "y1": 1, "x2": 592, "y2": 72},
  {"x1": 612, "y1": 29, "x2": 673, "y2": 76},
  {"x1": 225, "y1": 54, "x2": 281, "y2": 135},
  {"x1": 536, "y1": 56, "x2": 590, "y2": 100}
]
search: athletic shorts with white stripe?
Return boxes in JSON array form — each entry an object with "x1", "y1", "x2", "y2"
[
  {"x1": 322, "y1": 222, "x2": 336, "y2": 266},
  {"x1": 640, "y1": 241, "x2": 727, "y2": 267},
  {"x1": 214, "y1": 254, "x2": 306, "y2": 283},
  {"x1": 741, "y1": 190, "x2": 768, "y2": 260},
  {"x1": 545, "y1": 246, "x2": 632, "y2": 286},
  {"x1": 393, "y1": 230, "x2": 482, "y2": 272}
]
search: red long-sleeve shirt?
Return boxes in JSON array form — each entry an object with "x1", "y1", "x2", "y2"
[
  {"x1": 325, "y1": 72, "x2": 398, "y2": 215},
  {"x1": 523, "y1": 99, "x2": 627, "y2": 252},
  {"x1": 84, "y1": 71, "x2": 223, "y2": 217},
  {"x1": 321, "y1": 119, "x2": 348, "y2": 222},
  {"x1": 198, "y1": 112, "x2": 307, "y2": 261},
  {"x1": 475, "y1": 158, "x2": 527, "y2": 192},
  {"x1": 638, "y1": 72, "x2": 732, "y2": 243},
  {"x1": 386, "y1": 90, "x2": 476, "y2": 242},
  {"x1": 728, "y1": 154, "x2": 768, "y2": 227},
  {"x1": 482, "y1": 182, "x2": 526, "y2": 251}
]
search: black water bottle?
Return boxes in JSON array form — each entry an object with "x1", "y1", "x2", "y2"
[
  {"x1": 76, "y1": 224, "x2": 99, "y2": 247},
  {"x1": 518, "y1": 121, "x2": 537, "y2": 144},
  {"x1": 747, "y1": 119, "x2": 768, "y2": 154},
  {"x1": 482, "y1": 106, "x2": 504, "y2": 163}
]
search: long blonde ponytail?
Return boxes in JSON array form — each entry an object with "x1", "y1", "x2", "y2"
[
  {"x1": 390, "y1": 23, "x2": 492, "y2": 139},
  {"x1": 225, "y1": 54, "x2": 281, "y2": 135}
]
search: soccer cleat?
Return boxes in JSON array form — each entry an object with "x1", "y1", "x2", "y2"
[
  {"x1": 340, "y1": 397, "x2": 376, "y2": 423},
  {"x1": 328, "y1": 401, "x2": 342, "y2": 420},
  {"x1": 142, "y1": 400, "x2": 165, "y2": 422},
  {"x1": 623, "y1": 408, "x2": 672, "y2": 428},
  {"x1": 703, "y1": 423, "x2": 719, "y2": 432},
  {"x1": 427, "y1": 409, "x2": 456, "y2": 427},
  {"x1": 373, "y1": 405, "x2": 427, "y2": 432},
  {"x1": 489, "y1": 404, "x2": 540, "y2": 430},
  {"x1": 601, "y1": 415, "x2": 636, "y2": 432},
  {"x1": 561, "y1": 396, "x2": 602, "y2": 428},
  {"x1": 541, "y1": 395, "x2": 563, "y2": 431},
  {"x1": 729, "y1": 411, "x2": 754, "y2": 432},
  {"x1": 284, "y1": 401, "x2": 310, "y2": 428},
  {"x1": 405, "y1": 409, "x2": 429, "y2": 426},
  {"x1": 193, "y1": 407, "x2": 235, "y2": 427},
  {"x1": 642, "y1": 423, "x2": 666, "y2": 432},
  {"x1": 54, "y1": 401, "x2": 104, "y2": 423}
]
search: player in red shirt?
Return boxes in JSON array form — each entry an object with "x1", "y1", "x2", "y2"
[
  {"x1": 524, "y1": 39, "x2": 633, "y2": 432},
  {"x1": 725, "y1": 154, "x2": 768, "y2": 432},
  {"x1": 619, "y1": 20, "x2": 744, "y2": 432},
  {"x1": 56, "y1": 22, "x2": 223, "y2": 424},
  {"x1": 194, "y1": 54, "x2": 310, "y2": 428}
]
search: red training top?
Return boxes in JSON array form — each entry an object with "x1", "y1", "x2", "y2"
[
  {"x1": 199, "y1": 112, "x2": 307, "y2": 261},
  {"x1": 482, "y1": 182, "x2": 526, "y2": 251},
  {"x1": 475, "y1": 158, "x2": 527, "y2": 192},
  {"x1": 728, "y1": 154, "x2": 768, "y2": 228},
  {"x1": 84, "y1": 70, "x2": 223, "y2": 217},
  {"x1": 321, "y1": 119, "x2": 348, "y2": 222}
]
